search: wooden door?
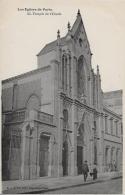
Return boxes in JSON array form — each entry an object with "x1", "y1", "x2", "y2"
[
  {"x1": 77, "y1": 146, "x2": 83, "y2": 174},
  {"x1": 39, "y1": 135, "x2": 49, "y2": 177},
  {"x1": 62, "y1": 141, "x2": 68, "y2": 176}
]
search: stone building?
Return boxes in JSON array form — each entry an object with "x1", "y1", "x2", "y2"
[
  {"x1": 103, "y1": 90, "x2": 122, "y2": 116},
  {"x1": 2, "y1": 10, "x2": 122, "y2": 180}
]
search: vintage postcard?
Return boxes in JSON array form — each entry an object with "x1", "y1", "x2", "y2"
[{"x1": 0, "y1": 0, "x2": 124, "y2": 194}]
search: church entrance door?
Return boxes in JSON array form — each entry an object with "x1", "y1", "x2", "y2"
[
  {"x1": 77, "y1": 146, "x2": 83, "y2": 174},
  {"x1": 39, "y1": 135, "x2": 49, "y2": 177},
  {"x1": 62, "y1": 140, "x2": 68, "y2": 176}
]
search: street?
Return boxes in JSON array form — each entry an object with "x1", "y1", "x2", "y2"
[{"x1": 43, "y1": 178, "x2": 122, "y2": 194}]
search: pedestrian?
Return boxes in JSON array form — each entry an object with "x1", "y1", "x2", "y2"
[
  {"x1": 82, "y1": 160, "x2": 89, "y2": 182},
  {"x1": 92, "y1": 164, "x2": 98, "y2": 180}
]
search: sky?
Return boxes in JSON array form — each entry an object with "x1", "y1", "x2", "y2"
[{"x1": 0, "y1": 0, "x2": 125, "y2": 92}]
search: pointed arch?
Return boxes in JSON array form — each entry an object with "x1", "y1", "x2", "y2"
[
  {"x1": 77, "y1": 55, "x2": 91, "y2": 102},
  {"x1": 25, "y1": 93, "x2": 40, "y2": 111},
  {"x1": 77, "y1": 111, "x2": 91, "y2": 174},
  {"x1": 77, "y1": 55, "x2": 87, "y2": 97}
]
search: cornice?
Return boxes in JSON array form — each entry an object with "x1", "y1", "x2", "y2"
[
  {"x1": 2, "y1": 66, "x2": 51, "y2": 84},
  {"x1": 60, "y1": 92, "x2": 73, "y2": 104},
  {"x1": 60, "y1": 92, "x2": 102, "y2": 115}
]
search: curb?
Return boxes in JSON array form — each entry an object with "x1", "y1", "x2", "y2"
[
  {"x1": 23, "y1": 176, "x2": 122, "y2": 194},
  {"x1": 3, "y1": 176, "x2": 122, "y2": 194}
]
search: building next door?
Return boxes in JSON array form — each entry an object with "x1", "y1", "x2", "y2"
[
  {"x1": 39, "y1": 135, "x2": 49, "y2": 177},
  {"x1": 77, "y1": 146, "x2": 83, "y2": 174}
]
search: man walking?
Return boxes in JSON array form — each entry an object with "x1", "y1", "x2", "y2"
[{"x1": 82, "y1": 160, "x2": 89, "y2": 182}]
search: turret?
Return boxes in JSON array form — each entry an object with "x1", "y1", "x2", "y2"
[{"x1": 57, "y1": 29, "x2": 61, "y2": 47}]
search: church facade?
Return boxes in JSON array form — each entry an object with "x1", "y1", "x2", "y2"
[{"x1": 2, "y1": 10, "x2": 122, "y2": 180}]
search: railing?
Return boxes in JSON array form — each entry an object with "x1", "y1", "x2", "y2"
[
  {"x1": 38, "y1": 111, "x2": 54, "y2": 125},
  {"x1": 4, "y1": 109, "x2": 53, "y2": 125},
  {"x1": 5, "y1": 110, "x2": 26, "y2": 123}
]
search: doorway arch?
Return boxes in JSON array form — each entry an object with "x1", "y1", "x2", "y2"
[{"x1": 76, "y1": 112, "x2": 91, "y2": 174}]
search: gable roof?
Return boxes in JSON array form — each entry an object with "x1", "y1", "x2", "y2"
[{"x1": 37, "y1": 11, "x2": 91, "y2": 56}]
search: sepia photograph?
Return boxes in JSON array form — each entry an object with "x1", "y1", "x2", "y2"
[{"x1": 0, "y1": 0, "x2": 124, "y2": 194}]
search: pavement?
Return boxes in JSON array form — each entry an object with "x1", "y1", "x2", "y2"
[{"x1": 2, "y1": 171, "x2": 122, "y2": 194}]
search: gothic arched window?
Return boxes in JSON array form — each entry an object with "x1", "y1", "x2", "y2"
[
  {"x1": 77, "y1": 123, "x2": 84, "y2": 146},
  {"x1": 79, "y1": 38, "x2": 83, "y2": 47},
  {"x1": 77, "y1": 56, "x2": 86, "y2": 97}
]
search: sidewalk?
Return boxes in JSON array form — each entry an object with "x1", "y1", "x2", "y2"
[{"x1": 2, "y1": 171, "x2": 122, "y2": 194}]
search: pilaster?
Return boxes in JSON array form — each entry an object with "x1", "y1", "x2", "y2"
[
  {"x1": 21, "y1": 109, "x2": 38, "y2": 180},
  {"x1": 70, "y1": 103, "x2": 78, "y2": 176}
]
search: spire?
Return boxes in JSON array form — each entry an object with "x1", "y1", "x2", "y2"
[
  {"x1": 77, "y1": 9, "x2": 81, "y2": 17},
  {"x1": 67, "y1": 22, "x2": 71, "y2": 32}
]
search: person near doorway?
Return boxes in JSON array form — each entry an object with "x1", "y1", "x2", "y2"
[
  {"x1": 82, "y1": 160, "x2": 89, "y2": 182},
  {"x1": 92, "y1": 164, "x2": 98, "y2": 180}
]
